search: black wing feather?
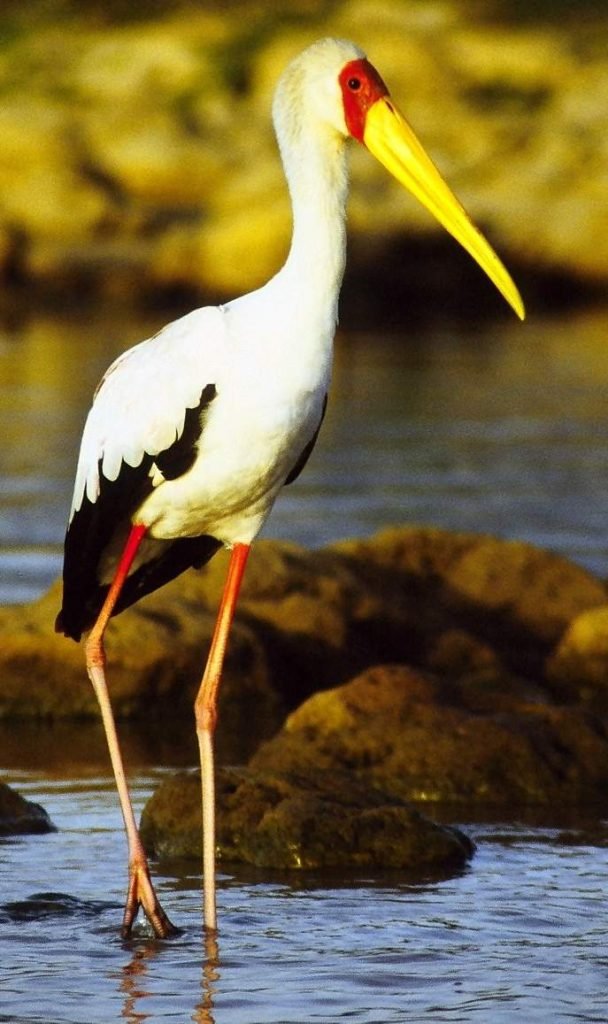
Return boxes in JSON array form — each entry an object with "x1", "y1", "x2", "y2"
[
  {"x1": 56, "y1": 455, "x2": 153, "y2": 640},
  {"x1": 56, "y1": 384, "x2": 217, "y2": 641},
  {"x1": 284, "y1": 395, "x2": 327, "y2": 486},
  {"x1": 155, "y1": 384, "x2": 216, "y2": 481},
  {"x1": 61, "y1": 533, "x2": 223, "y2": 642}
]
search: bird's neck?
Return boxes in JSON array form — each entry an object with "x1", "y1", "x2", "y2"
[{"x1": 277, "y1": 125, "x2": 349, "y2": 332}]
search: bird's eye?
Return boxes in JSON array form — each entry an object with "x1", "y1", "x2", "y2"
[{"x1": 347, "y1": 77, "x2": 361, "y2": 91}]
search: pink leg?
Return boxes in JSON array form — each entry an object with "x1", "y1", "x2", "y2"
[
  {"x1": 85, "y1": 523, "x2": 178, "y2": 939},
  {"x1": 195, "y1": 542, "x2": 251, "y2": 932}
]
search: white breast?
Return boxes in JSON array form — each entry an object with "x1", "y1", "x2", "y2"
[{"x1": 137, "y1": 279, "x2": 334, "y2": 545}]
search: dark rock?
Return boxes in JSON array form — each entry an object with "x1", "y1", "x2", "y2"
[
  {"x1": 130, "y1": 529, "x2": 608, "y2": 868},
  {"x1": 140, "y1": 767, "x2": 474, "y2": 872},
  {"x1": 0, "y1": 892, "x2": 112, "y2": 922},
  {"x1": 0, "y1": 781, "x2": 55, "y2": 836}
]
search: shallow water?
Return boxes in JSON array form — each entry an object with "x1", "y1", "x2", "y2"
[
  {"x1": 1, "y1": 759, "x2": 607, "y2": 1024},
  {"x1": 1, "y1": 303, "x2": 608, "y2": 1022}
]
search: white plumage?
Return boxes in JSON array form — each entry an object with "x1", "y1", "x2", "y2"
[
  {"x1": 57, "y1": 36, "x2": 523, "y2": 939},
  {"x1": 70, "y1": 41, "x2": 356, "y2": 558},
  {"x1": 73, "y1": 311, "x2": 219, "y2": 508}
]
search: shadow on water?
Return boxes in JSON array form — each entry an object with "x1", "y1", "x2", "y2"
[{"x1": 0, "y1": 713, "x2": 273, "y2": 778}]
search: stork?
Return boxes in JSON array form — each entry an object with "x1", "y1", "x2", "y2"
[{"x1": 56, "y1": 37, "x2": 524, "y2": 939}]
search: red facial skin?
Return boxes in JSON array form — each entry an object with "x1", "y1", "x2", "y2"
[{"x1": 338, "y1": 58, "x2": 389, "y2": 142}]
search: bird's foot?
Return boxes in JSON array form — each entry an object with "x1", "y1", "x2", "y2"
[{"x1": 121, "y1": 861, "x2": 179, "y2": 939}]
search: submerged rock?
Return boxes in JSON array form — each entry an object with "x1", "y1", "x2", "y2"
[
  {"x1": 0, "y1": 892, "x2": 111, "y2": 922},
  {"x1": 0, "y1": 781, "x2": 55, "y2": 836},
  {"x1": 140, "y1": 767, "x2": 474, "y2": 872}
]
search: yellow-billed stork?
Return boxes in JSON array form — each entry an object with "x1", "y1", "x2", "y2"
[{"x1": 56, "y1": 37, "x2": 524, "y2": 939}]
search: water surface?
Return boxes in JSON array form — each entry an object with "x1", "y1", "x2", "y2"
[{"x1": 1, "y1": 761, "x2": 606, "y2": 1024}]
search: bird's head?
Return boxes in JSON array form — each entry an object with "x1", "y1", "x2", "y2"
[{"x1": 275, "y1": 37, "x2": 524, "y2": 320}]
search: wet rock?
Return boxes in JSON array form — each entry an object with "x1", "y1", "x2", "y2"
[
  {"x1": 114, "y1": 526, "x2": 608, "y2": 861},
  {"x1": 219, "y1": 528, "x2": 606, "y2": 713},
  {"x1": 250, "y1": 663, "x2": 608, "y2": 806},
  {"x1": 0, "y1": 781, "x2": 55, "y2": 836},
  {"x1": 234, "y1": 539, "x2": 409, "y2": 706},
  {"x1": 140, "y1": 766, "x2": 474, "y2": 872}
]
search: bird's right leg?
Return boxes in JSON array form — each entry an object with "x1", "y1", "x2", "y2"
[
  {"x1": 84, "y1": 522, "x2": 178, "y2": 939},
  {"x1": 195, "y1": 542, "x2": 251, "y2": 933}
]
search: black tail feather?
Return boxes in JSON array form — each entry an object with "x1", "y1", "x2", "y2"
[{"x1": 56, "y1": 534, "x2": 222, "y2": 641}]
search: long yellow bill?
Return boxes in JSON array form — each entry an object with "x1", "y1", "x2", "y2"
[{"x1": 364, "y1": 97, "x2": 525, "y2": 320}]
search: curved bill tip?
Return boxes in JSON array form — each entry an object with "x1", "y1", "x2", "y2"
[
  {"x1": 363, "y1": 97, "x2": 526, "y2": 321},
  {"x1": 511, "y1": 289, "x2": 526, "y2": 322}
]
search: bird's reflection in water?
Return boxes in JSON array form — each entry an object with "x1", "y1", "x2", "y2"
[
  {"x1": 119, "y1": 941, "x2": 157, "y2": 1024},
  {"x1": 118, "y1": 931, "x2": 220, "y2": 1024},
  {"x1": 195, "y1": 932, "x2": 220, "y2": 1024}
]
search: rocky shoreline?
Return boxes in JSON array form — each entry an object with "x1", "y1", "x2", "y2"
[{"x1": 2, "y1": 526, "x2": 608, "y2": 871}]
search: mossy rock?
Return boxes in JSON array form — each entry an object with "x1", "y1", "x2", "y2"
[{"x1": 140, "y1": 767, "x2": 474, "y2": 873}]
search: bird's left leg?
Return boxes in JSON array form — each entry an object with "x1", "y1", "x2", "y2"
[
  {"x1": 85, "y1": 522, "x2": 178, "y2": 939},
  {"x1": 195, "y1": 542, "x2": 251, "y2": 932}
]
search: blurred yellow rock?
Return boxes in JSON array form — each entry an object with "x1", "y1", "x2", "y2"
[
  {"x1": 547, "y1": 606, "x2": 608, "y2": 708},
  {"x1": 74, "y1": 24, "x2": 211, "y2": 102},
  {"x1": 446, "y1": 26, "x2": 573, "y2": 90},
  {"x1": 84, "y1": 109, "x2": 226, "y2": 205},
  {"x1": 0, "y1": 99, "x2": 107, "y2": 241},
  {"x1": 0, "y1": 1, "x2": 605, "y2": 299}
]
